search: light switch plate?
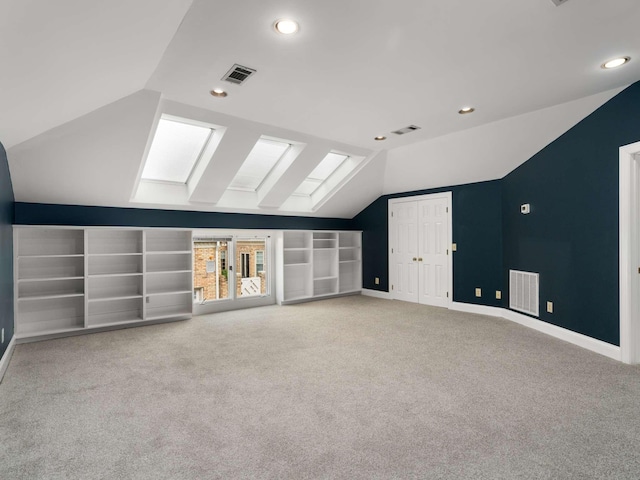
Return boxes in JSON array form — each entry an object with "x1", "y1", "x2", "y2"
[
  {"x1": 547, "y1": 301, "x2": 553, "y2": 313},
  {"x1": 374, "y1": 277, "x2": 379, "y2": 285},
  {"x1": 475, "y1": 288, "x2": 482, "y2": 297},
  {"x1": 496, "y1": 290, "x2": 501, "y2": 300},
  {"x1": 452, "y1": 243, "x2": 457, "y2": 252}
]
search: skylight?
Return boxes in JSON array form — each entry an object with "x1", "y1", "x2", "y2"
[
  {"x1": 141, "y1": 118, "x2": 213, "y2": 183},
  {"x1": 294, "y1": 152, "x2": 348, "y2": 196},
  {"x1": 228, "y1": 138, "x2": 291, "y2": 191}
]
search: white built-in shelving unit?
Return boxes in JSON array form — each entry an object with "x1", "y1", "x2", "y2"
[
  {"x1": 14, "y1": 227, "x2": 193, "y2": 341},
  {"x1": 276, "y1": 230, "x2": 361, "y2": 304}
]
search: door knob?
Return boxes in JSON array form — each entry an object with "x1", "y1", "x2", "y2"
[
  {"x1": 412, "y1": 257, "x2": 417, "y2": 261},
  {"x1": 418, "y1": 257, "x2": 423, "y2": 261}
]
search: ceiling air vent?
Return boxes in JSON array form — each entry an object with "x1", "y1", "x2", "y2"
[
  {"x1": 222, "y1": 64, "x2": 257, "y2": 85},
  {"x1": 550, "y1": 0, "x2": 570, "y2": 6},
  {"x1": 392, "y1": 125, "x2": 422, "y2": 136}
]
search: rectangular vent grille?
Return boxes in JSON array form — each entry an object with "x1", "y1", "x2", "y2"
[
  {"x1": 222, "y1": 64, "x2": 256, "y2": 85},
  {"x1": 509, "y1": 270, "x2": 539, "y2": 316},
  {"x1": 392, "y1": 125, "x2": 421, "y2": 135}
]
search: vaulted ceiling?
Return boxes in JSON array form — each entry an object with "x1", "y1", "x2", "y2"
[{"x1": 2, "y1": 0, "x2": 639, "y2": 218}]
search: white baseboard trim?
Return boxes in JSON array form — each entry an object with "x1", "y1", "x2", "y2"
[
  {"x1": 450, "y1": 301, "x2": 621, "y2": 361},
  {"x1": 450, "y1": 301, "x2": 504, "y2": 317},
  {"x1": 361, "y1": 288, "x2": 392, "y2": 300},
  {"x1": 0, "y1": 335, "x2": 17, "y2": 384},
  {"x1": 500, "y1": 308, "x2": 621, "y2": 361}
]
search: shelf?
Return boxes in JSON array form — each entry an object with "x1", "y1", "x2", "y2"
[
  {"x1": 284, "y1": 262, "x2": 311, "y2": 267},
  {"x1": 19, "y1": 254, "x2": 84, "y2": 259},
  {"x1": 88, "y1": 229, "x2": 143, "y2": 255},
  {"x1": 89, "y1": 295, "x2": 143, "y2": 303},
  {"x1": 19, "y1": 255, "x2": 84, "y2": 281},
  {"x1": 314, "y1": 276, "x2": 338, "y2": 281},
  {"x1": 16, "y1": 324, "x2": 85, "y2": 338},
  {"x1": 88, "y1": 253, "x2": 143, "y2": 257},
  {"x1": 146, "y1": 230, "x2": 192, "y2": 253},
  {"x1": 18, "y1": 276, "x2": 84, "y2": 283},
  {"x1": 89, "y1": 273, "x2": 143, "y2": 278},
  {"x1": 87, "y1": 315, "x2": 144, "y2": 328},
  {"x1": 146, "y1": 250, "x2": 191, "y2": 255},
  {"x1": 18, "y1": 293, "x2": 84, "y2": 301},
  {"x1": 87, "y1": 317, "x2": 146, "y2": 329},
  {"x1": 283, "y1": 247, "x2": 311, "y2": 251},
  {"x1": 18, "y1": 228, "x2": 84, "y2": 256},
  {"x1": 146, "y1": 290, "x2": 192, "y2": 297},
  {"x1": 147, "y1": 269, "x2": 192, "y2": 275}
]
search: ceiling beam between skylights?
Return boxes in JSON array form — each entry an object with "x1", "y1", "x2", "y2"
[{"x1": 188, "y1": 127, "x2": 261, "y2": 204}]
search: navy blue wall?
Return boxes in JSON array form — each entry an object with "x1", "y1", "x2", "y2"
[
  {"x1": 503, "y1": 82, "x2": 640, "y2": 346},
  {"x1": 1, "y1": 142, "x2": 15, "y2": 360},
  {"x1": 352, "y1": 180, "x2": 503, "y2": 307},
  {"x1": 14, "y1": 203, "x2": 353, "y2": 230}
]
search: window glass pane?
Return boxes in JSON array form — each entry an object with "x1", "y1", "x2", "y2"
[
  {"x1": 193, "y1": 239, "x2": 230, "y2": 302},
  {"x1": 228, "y1": 138, "x2": 290, "y2": 191},
  {"x1": 142, "y1": 118, "x2": 212, "y2": 183},
  {"x1": 236, "y1": 238, "x2": 268, "y2": 297},
  {"x1": 307, "y1": 153, "x2": 348, "y2": 180},
  {"x1": 294, "y1": 179, "x2": 321, "y2": 196}
]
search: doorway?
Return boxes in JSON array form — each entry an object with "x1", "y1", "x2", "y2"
[
  {"x1": 388, "y1": 192, "x2": 452, "y2": 307},
  {"x1": 619, "y1": 141, "x2": 640, "y2": 364}
]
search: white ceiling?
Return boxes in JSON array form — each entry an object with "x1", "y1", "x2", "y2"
[{"x1": 3, "y1": 0, "x2": 640, "y2": 218}]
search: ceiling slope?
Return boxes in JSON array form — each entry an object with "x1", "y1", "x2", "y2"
[
  {"x1": 8, "y1": 90, "x2": 162, "y2": 205},
  {"x1": 0, "y1": 0, "x2": 192, "y2": 149},
  {"x1": 383, "y1": 86, "x2": 624, "y2": 195}
]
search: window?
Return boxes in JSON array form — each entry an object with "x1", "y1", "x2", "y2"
[
  {"x1": 221, "y1": 250, "x2": 226, "y2": 271},
  {"x1": 141, "y1": 117, "x2": 213, "y2": 183},
  {"x1": 241, "y1": 253, "x2": 250, "y2": 278},
  {"x1": 228, "y1": 138, "x2": 291, "y2": 191},
  {"x1": 206, "y1": 261, "x2": 216, "y2": 273},
  {"x1": 293, "y1": 152, "x2": 349, "y2": 196},
  {"x1": 193, "y1": 287, "x2": 204, "y2": 303},
  {"x1": 255, "y1": 251, "x2": 264, "y2": 273}
]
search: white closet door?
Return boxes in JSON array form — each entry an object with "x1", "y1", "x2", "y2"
[
  {"x1": 418, "y1": 197, "x2": 449, "y2": 307},
  {"x1": 391, "y1": 201, "x2": 419, "y2": 302}
]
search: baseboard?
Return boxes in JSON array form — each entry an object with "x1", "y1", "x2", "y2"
[
  {"x1": 450, "y1": 301, "x2": 620, "y2": 361},
  {"x1": 361, "y1": 288, "x2": 392, "y2": 300},
  {"x1": 0, "y1": 335, "x2": 17, "y2": 384},
  {"x1": 450, "y1": 301, "x2": 504, "y2": 317},
  {"x1": 501, "y1": 308, "x2": 621, "y2": 361}
]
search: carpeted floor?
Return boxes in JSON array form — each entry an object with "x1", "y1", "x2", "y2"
[{"x1": 1, "y1": 295, "x2": 639, "y2": 479}]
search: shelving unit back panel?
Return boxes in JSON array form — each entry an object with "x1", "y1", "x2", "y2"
[
  {"x1": 283, "y1": 264, "x2": 312, "y2": 300},
  {"x1": 18, "y1": 296, "x2": 84, "y2": 333},
  {"x1": 338, "y1": 232, "x2": 361, "y2": 248},
  {"x1": 313, "y1": 249, "x2": 338, "y2": 278},
  {"x1": 146, "y1": 293, "x2": 192, "y2": 319},
  {"x1": 339, "y1": 248, "x2": 360, "y2": 262},
  {"x1": 19, "y1": 278, "x2": 84, "y2": 298},
  {"x1": 284, "y1": 249, "x2": 311, "y2": 265},
  {"x1": 88, "y1": 297, "x2": 143, "y2": 323},
  {"x1": 18, "y1": 228, "x2": 84, "y2": 256},
  {"x1": 89, "y1": 276, "x2": 143, "y2": 299},
  {"x1": 339, "y1": 263, "x2": 361, "y2": 293},
  {"x1": 147, "y1": 253, "x2": 192, "y2": 273},
  {"x1": 146, "y1": 230, "x2": 192, "y2": 252},
  {"x1": 283, "y1": 231, "x2": 311, "y2": 249},
  {"x1": 88, "y1": 255, "x2": 142, "y2": 275},
  {"x1": 18, "y1": 256, "x2": 84, "y2": 280},
  {"x1": 147, "y1": 271, "x2": 191, "y2": 294},
  {"x1": 314, "y1": 277, "x2": 338, "y2": 296},
  {"x1": 88, "y1": 230, "x2": 143, "y2": 254}
]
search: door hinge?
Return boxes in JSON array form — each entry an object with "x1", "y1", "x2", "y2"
[
  {"x1": 446, "y1": 292, "x2": 449, "y2": 298},
  {"x1": 392, "y1": 285, "x2": 394, "y2": 290},
  {"x1": 391, "y1": 248, "x2": 394, "y2": 254},
  {"x1": 446, "y1": 249, "x2": 449, "y2": 255},
  {"x1": 391, "y1": 211, "x2": 394, "y2": 217},
  {"x1": 446, "y1": 207, "x2": 449, "y2": 213}
]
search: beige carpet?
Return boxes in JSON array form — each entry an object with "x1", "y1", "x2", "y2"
[{"x1": 1, "y1": 295, "x2": 639, "y2": 479}]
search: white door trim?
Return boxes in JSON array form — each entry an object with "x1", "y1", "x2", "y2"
[
  {"x1": 388, "y1": 192, "x2": 453, "y2": 307},
  {"x1": 619, "y1": 141, "x2": 640, "y2": 364}
]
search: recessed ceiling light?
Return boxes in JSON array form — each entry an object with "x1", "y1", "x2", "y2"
[
  {"x1": 274, "y1": 19, "x2": 299, "y2": 35},
  {"x1": 601, "y1": 56, "x2": 631, "y2": 69},
  {"x1": 210, "y1": 88, "x2": 228, "y2": 98},
  {"x1": 374, "y1": 136, "x2": 386, "y2": 141},
  {"x1": 458, "y1": 107, "x2": 475, "y2": 114}
]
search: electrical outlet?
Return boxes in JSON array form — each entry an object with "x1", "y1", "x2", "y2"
[
  {"x1": 547, "y1": 301, "x2": 553, "y2": 313},
  {"x1": 495, "y1": 290, "x2": 501, "y2": 300},
  {"x1": 475, "y1": 288, "x2": 482, "y2": 297},
  {"x1": 451, "y1": 243, "x2": 457, "y2": 252},
  {"x1": 374, "y1": 277, "x2": 379, "y2": 285}
]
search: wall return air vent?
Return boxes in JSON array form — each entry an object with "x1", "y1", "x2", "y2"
[
  {"x1": 222, "y1": 64, "x2": 257, "y2": 85},
  {"x1": 509, "y1": 270, "x2": 539, "y2": 317},
  {"x1": 392, "y1": 125, "x2": 421, "y2": 135}
]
